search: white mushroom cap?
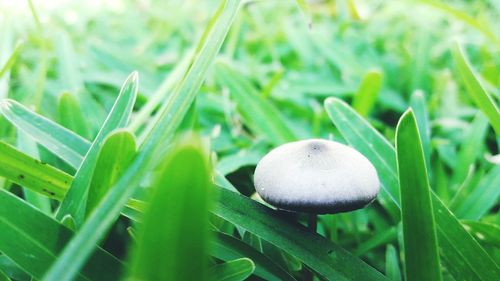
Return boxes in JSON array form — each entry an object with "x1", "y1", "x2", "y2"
[{"x1": 254, "y1": 139, "x2": 380, "y2": 214}]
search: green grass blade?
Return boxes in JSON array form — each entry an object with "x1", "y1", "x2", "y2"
[
  {"x1": 432, "y1": 195, "x2": 500, "y2": 280},
  {"x1": 128, "y1": 136, "x2": 211, "y2": 281},
  {"x1": 452, "y1": 165, "x2": 500, "y2": 220},
  {"x1": 56, "y1": 71, "x2": 138, "y2": 225},
  {"x1": 0, "y1": 99, "x2": 91, "y2": 168},
  {"x1": 452, "y1": 43, "x2": 500, "y2": 135},
  {"x1": 86, "y1": 130, "x2": 137, "y2": 217},
  {"x1": 0, "y1": 189, "x2": 123, "y2": 281},
  {"x1": 324, "y1": 97, "x2": 500, "y2": 281},
  {"x1": 294, "y1": 0, "x2": 312, "y2": 26},
  {"x1": 16, "y1": 132, "x2": 52, "y2": 213},
  {"x1": 0, "y1": 269, "x2": 10, "y2": 281},
  {"x1": 352, "y1": 70, "x2": 383, "y2": 117},
  {"x1": 385, "y1": 245, "x2": 402, "y2": 281},
  {"x1": 0, "y1": 141, "x2": 70, "y2": 200},
  {"x1": 324, "y1": 97, "x2": 400, "y2": 218},
  {"x1": 212, "y1": 231, "x2": 296, "y2": 281},
  {"x1": 462, "y1": 221, "x2": 500, "y2": 249},
  {"x1": 0, "y1": 41, "x2": 22, "y2": 79},
  {"x1": 213, "y1": 188, "x2": 388, "y2": 281},
  {"x1": 450, "y1": 112, "x2": 489, "y2": 188},
  {"x1": 209, "y1": 258, "x2": 255, "y2": 281},
  {"x1": 215, "y1": 62, "x2": 296, "y2": 145},
  {"x1": 420, "y1": 1, "x2": 499, "y2": 44},
  {"x1": 58, "y1": 93, "x2": 91, "y2": 139},
  {"x1": 42, "y1": 2, "x2": 242, "y2": 280},
  {"x1": 409, "y1": 91, "x2": 431, "y2": 171},
  {"x1": 396, "y1": 110, "x2": 442, "y2": 281}
]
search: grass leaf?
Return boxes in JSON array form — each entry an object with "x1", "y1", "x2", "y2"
[
  {"x1": 209, "y1": 258, "x2": 255, "y2": 281},
  {"x1": 42, "y1": 2, "x2": 242, "y2": 280},
  {"x1": 352, "y1": 70, "x2": 383, "y2": 117},
  {"x1": 128, "y1": 135, "x2": 211, "y2": 281},
  {"x1": 215, "y1": 62, "x2": 296, "y2": 145},
  {"x1": 385, "y1": 245, "x2": 402, "y2": 281},
  {"x1": 324, "y1": 97, "x2": 400, "y2": 219},
  {"x1": 0, "y1": 99, "x2": 91, "y2": 168},
  {"x1": 56, "y1": 71, "x2": 138, "y2": 225},
  {"x1": 212, "y1": 231, "x2": 296, "y2": 281},
  {"x1": 0, "y1": 189, "x2": 123, "y2": 281},
  {"x1": 452, "y1": 164, "x2": 500, "y2": 220},
  {"x1": 0, "y1": 41, "x2": 22, "y2": 79},
  {"x1": 0, "y1": 140, "x2": 71, "y2": 200},
  {"x1": 58, "y1": 93, "x2": 91, "y2": 140},
  {"x1": 452, "y1": 42, "x2": 500, "y2": 135},
  {"x1": 213, "y1": 188, "x2": 388, "y2": 281},
  {"x1": 86, "y1": 130, "x2": 137, "y2": 217},
  {"x1": 324, "y1": 97, "x2": 500, "y2": 281},
  {"x1": 396, "y1": 109, "x2": 441, "y2": 281}
]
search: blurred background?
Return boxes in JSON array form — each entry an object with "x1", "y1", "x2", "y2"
[{"x1": 1, "y1": 0, "x2": 499, "y2": 274}]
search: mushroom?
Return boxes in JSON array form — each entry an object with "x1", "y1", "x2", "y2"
[{"x1": 254, "y1": 138, "x2": 380, "y2": 231}]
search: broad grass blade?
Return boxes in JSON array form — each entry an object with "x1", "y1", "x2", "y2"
[
  {"x1": 215, "y1": 62, "x2": 296, "y2": 145},
  {"x1": 0, "y1": 189, "x2": 123, "y2": 281},
  {"x1": 385, "y1": 245, "x2": 402, "y2": 281},
  {"x1": 352, "y1": 70, "x2": 383, "y2": 117},
  {"x1": 56, "y1": 71, "x2": 138, "y2": 225},
  {"x1": 86, "y1": 130, "x2": 137, "y2": 217},
  {"x1": 324, "y1": 97, "x2": 500, "y2": 281},
  {"x1": 324, "y1": 97, "x2": 400, "y2": 219},
  {"x1": 128, "y1": 136, "x2": 211, "y2": 281},
  {"x1": 213, "y1": 188, "x2": 388, "y2": 281},
  {"x1": 0, "y1": 141, "x2": 71, "y2": 200},
  {"x1": 396, "y1": 110, "x2": 441, "y2": 281},
  {"x1": 208, "y1": 258, "x2": 255, "y2": 281},
  {"x1": 58, "y1": 93, "x2": 91, "y2": 139},
  {"x1": 452, "y1": 43, "x2": 500, "y2": 135},
  {"x1": 212, "y1": 231, "x2": 296, "y2": 281},
  {"x1": 0, "y1": 99, "x2": 91, "y2": 168},
  {"x1": 452, "y1": 165, "x2": 500, "y2": 220},
  {"x1": 42, "y1": 2, "x2": 242, "y2": 280}
]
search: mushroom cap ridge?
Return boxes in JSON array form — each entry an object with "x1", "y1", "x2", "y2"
[{"x1": 253, "y1": 139, "x2": 380, "y2": 214}]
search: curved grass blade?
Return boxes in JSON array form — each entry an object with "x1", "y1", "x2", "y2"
[
  {"x1": 452, "y1": 43, "x2": 500, "y2": 135},
  {"x1": 215, "y1": 63, "x2": 296, "y2": 145},
  {"x1": 86, "y1": 130, "x2": 137, "y2": 217},
  {"x1": 209, "y1": 258, "x2": 255, "y2": 281},
  {"x1": 420, "y1": 1, "x2": 499, "y2": 44},
  {"x1": 0, "y1": 189, "x2": 123, "y2": 281},
  {"x1": 0, "y1": 269, "x2": 10, "y2": 281},
  {"x1": 432, "y1": 194, "x2": 500, "y2": 280},
  {"x1": 0, "y1": 141, "x2": 71, "y2": 200},
  {"x1": 324, "y1": 97, "x2": 500, "y2": 281},
  {"x1": 385, "y1": 245, "x2": 402, "y2": 281},
  {"x1": 128, "y1": 136, "x2": 211, "y2": 281},
  {"x1": 324, "y1": 97, "x2": 400, "y2": 219},
  {"x1": 409, "y1": 91, "x2": 431, "y2": 171},
  {"x1": 16, "y1": 132, "x2": 51, "y2": 213},
  {"x1": 212, "y1": 231, "x2": 296, "y2": 281},
  {"x1": 213, "y1": 188, "x2": 388, "y2": 281},
  {"x1": 0, "y1": 99, "x2": 91, "y2": 168},
  {"x1": 58, "y1": 93, "x2": 91, "y2": 139},
  {"x1": 352, "y1": 69, "x2": 383, "y2": 117},
  {"x1": 56, "y1": 71, "x2": 138, "y2": 226},
  {"x1": 462, "y1": 221, "x2": 500, "y2": 249},
  {"x1": 0, "y1": 41, "x2": 22, "y2": 79},
  {"x1": 396, "y1": 110, "x2": 441, "y2": 281},
  {"x1": 42, "y1": 2, "x2": 242, "y2": 280},
  {"x1": 452, "y1": 164, "x2": 500, "y2": 220}
]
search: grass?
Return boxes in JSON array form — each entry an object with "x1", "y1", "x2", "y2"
[{"x1": 0, "y1": 0, "x2": 499, "y2": 280}]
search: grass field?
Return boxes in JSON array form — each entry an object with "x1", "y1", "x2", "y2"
[{"x1": 0, "y1": 0, "x2": 499, "y2": 280}]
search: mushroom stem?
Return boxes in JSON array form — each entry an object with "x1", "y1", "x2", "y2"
[{"x1": 307, "y1": 213, "x2": 317, "y2": 233}]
